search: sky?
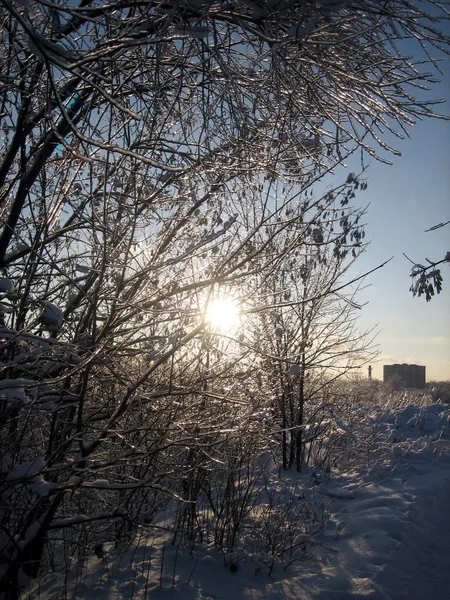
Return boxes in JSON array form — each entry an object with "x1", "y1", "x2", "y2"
[{"x1": 339, "y1": 55, "x2": 450, "y2": 382}]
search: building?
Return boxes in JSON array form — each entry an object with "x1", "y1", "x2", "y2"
[{"x1": 383, "y1": 363, "x2": 426, "y2": 389}]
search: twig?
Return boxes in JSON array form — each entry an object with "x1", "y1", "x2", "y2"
[
  {"x1": 159, "y1": 540, "x2": 165, "y2": 589},
  {"x1": 425, "y1": 219, "x2": 450, "y2": 232}
]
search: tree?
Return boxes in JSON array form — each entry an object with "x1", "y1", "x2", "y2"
[
  {"x1": 0, "y1": 0, "x2": 449, "y2": 595},
  {"x1": 406, "y1": 221, "x2": 450, "y2": 301},
  {"x1": 247, "y1": 179, "x2": 378, "y2": 470}
]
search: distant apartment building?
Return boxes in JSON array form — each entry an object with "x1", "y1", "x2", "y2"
[{"x1": 383, "y1": 363, "x2": 426, "y2": 389}]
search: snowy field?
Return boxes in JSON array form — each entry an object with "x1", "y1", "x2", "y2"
[{"x1": 25, "y1": 402, "x2": 450, "y2": 600}]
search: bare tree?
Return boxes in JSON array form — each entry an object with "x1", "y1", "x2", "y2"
[{"x1": 247, "y1": 177, "x2": 378, "y2": 470}]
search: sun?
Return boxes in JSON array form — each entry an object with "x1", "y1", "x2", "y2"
[{"x1": 205, "y1": 297, "x2": 241, "y2": 333}]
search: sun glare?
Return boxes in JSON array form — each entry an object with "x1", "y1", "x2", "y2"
[{"x1": 205, "y1": 297, "x2": 241, "y2": 333}]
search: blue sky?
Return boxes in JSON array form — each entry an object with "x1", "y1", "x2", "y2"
[{"x1": 340, "y1": 58, "x2": 450, "y2": 382}]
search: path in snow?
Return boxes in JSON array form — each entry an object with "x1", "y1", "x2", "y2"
[
  {"x1": 231, "y1": 450, "x2": 450, "y2": 600},
  {"x1": 302, "y1": 462, "x2": 450, "y2": 599}
]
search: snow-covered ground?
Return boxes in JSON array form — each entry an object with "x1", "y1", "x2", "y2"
[{"x1": 26, "y1": 402, "x2": 450, "y2": 600}]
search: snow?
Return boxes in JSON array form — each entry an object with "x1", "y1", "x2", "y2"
[
  {"x1": 286, "y1": 18, "x2": 319, "y2": 39},
  {"x1": 31, "y1": 476, "x2": 57, "y2": 497},
  {"x1": 6, "y1": 457, "x2": 44, "y2": 480},
  {"x1": 0, "y1": 327, "x2": 53, "y2": 350},
  {"x1": 4, "y1": 243, "x2": 29, "y2": 262},
  {"x1": 28, "y1": 32, "x2": 77, "y2": 63},
  {"x1": 40, "y1": 302, "x2": 63, "y2": 331},
  {"x1": 289, "y1": 364, "x2": 301, "y2": 376},
  {"x1": 63, "y1": 350, "x2": 83, "y2": 365},
  {"x1": 0, "y1": 277, "x2": 13, "y2": 293},
  {"x1": 0, "y1": 378, "x2": 34, "y2": 390},
  {"x1": 24, "y1": 402, "x2": 450, "y2": 599},
  {"x1": 0, "y1": 378, "x2": 33, "y2": 404},
  {"x1": 75, "y1": 264, "x2": 91, "y2": 273},
  {"x1": 0, "y1": 302, "x2": 14, "y2": 314},
  {"x1": 173, "y1": 24, "x2": 210, "y2": 39}
]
